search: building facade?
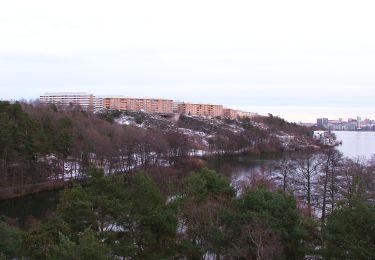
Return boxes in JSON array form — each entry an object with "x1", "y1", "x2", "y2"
[
  {"x1": 317, "y1": 118, "x2": 329, "y2": 128},
  {"x1": 235, "y1": 110, "x2": 256, "y2": 118},
  {"x1": 39, "y1": 92, "x2": 255, "y2": 119},
  {"x1": 223, "y1": 108, "x2": 237, "y2": 118},
  {"x1": 103, "y1": 97, "x2": 173, "y2": 114},
  {"x1": 177, "y1": 103, "x2": 223, "y2": 117},
  {"x1": 40, "y1": 92, "x2": 95, "y2": 110}
]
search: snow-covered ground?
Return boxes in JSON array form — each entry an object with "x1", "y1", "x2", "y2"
[{"x1": 115, "y1": 115, "x2": 135, "y2": 126}]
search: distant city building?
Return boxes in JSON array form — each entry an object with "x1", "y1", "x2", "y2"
[
  {"x1": 316, "y1": 116, "x2": 375, "y2": 131},
  {"x1": 40, "y1": 92, "x2": 95, "y2": 110},
  {"x1": 317, "y1": 118, "x2": 329, "y2": 128},
  {"x1": 357, "y1": 116, "x2": 362, "y2": 130}
]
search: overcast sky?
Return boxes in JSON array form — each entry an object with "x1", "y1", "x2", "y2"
[{"x1": 1, "y1": 0, "x2": 375, "y2": 122}]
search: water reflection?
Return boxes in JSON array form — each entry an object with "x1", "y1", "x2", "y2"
[
  {"x1": 205, "y1": 155, "x2": 279, "y2": 181},
  {"x1": 0, "y1": 155, "x2": 280, "y2": 228},
  {"x1": 0, "y1": 190, "x2": 59, "y2": 228}
]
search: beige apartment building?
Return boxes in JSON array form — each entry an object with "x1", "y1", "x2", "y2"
[
  {"x1": 223, "y1": 108, "x2": 237, "y2": 119},
  {"x1": 172, "y1": 101, "x2": 183, "y2": 114},
  {"x1": 39, "y1": 92, "x2": 255, "y2": 119},
  {"x1": 235, "y1": 110, "x2": 257, "y2": 118},
  {"x1": 223, "y1": 108, "x2": 257, "y2": 119},
  {"x1": 40, "y1": 92, "x2": 95, "y2": 110},
  {"x1": 103, "y1": 97, "x2": 173, "y2": 114},
  {"x1": 178, "y1": 103, "x2": 224, "y2": 117}
]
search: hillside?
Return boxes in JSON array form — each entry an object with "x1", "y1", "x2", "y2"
[
  {"x1": 0, "y1": 102, "x2": 316, "y2": 199},
  {"x1": 103, "y1": 110, "x2": 315, "y2": 155}
]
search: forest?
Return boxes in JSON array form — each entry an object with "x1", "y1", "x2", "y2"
[
  {"x1": 0, "y1": 101, "x2": 374, "y2": 259},
  {"x1": 0, "y1": 101, "x2": 311, "y2": 194}
]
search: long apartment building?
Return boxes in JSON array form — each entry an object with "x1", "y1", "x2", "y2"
[
  {"x1": 234, "y1": 110, "x2": 257, "y2": 118},
  {"x1": 102, "y1": 97, "x2": 173, "y2": 114},
  {"x1": 40, "y1": 92, "x2": 95, "y2": 110},
  {"x1": 223, "y1": 108, "x2": 237, "y2": 118},
  {"x1": 223, "y1": 108, "x2": 256, "y2": 119},
  {"x1": 177, "y1": 102, "x2": 223, "y2": 117},
  {"x1": 39, "y1": 92, "x2": 255, "y2": 119}
]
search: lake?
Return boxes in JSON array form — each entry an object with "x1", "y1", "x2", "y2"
[
  {"x1": 0, "y1": 190, "x2": 59, "y2": 228},
  {"x1": 2, "y1": 131, "x2": 375, "y2": 227},
  {"x1": 333, "y1": 131, "x2": 375, "y2": 159},
  {"x1": 0, "y1": 155, "x2": 278, "y2": 228}
]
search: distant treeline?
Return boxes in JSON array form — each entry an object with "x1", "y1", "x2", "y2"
[{"x1": 0, "y1": 101, "x2": 312, "y2": 190}]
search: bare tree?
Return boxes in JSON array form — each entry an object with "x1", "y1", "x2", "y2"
[
  {"x1": 294, "y1": 150, "x2": 322, "y2": 217},
  {"x1": 339, "y1": 158, "x2": 375, "y2": 205},
  {"x1": 233, "y1": 220, "x2": 282, "y2": 260},
  {"x1": 319, "y1": 148, "x2": 343, "y2": 224},
  {"x1": 272, "y1": 155, "x2": 296, "y2": 193}
]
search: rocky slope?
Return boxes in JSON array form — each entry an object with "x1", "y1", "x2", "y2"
[{"x1": 103, "y1": 110, "x2": 316, "y2": 155}]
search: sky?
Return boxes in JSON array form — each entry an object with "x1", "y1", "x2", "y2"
[{"x1": 1, "y1": 0, "x2": 375, "y2": 122}]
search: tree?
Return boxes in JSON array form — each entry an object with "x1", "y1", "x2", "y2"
[
  {"x1": 0, "y1": 220, "x2": 24, "y2": 258},
  {"x1": 272, "y1": 155, "x2": 296, "y2": 193},
  {"x1": 221, "y1": 188, "x2": 315, "y2": 260},
  {"x1": 56, "y1": 168, "x2": 178, "y2": 259},
  {"x1": 339, "y1": 158, "x2": 375, "y2": 206},
  {"x1": 294, "y1": 150, "x2": 322, "y2": 217},
  {"x1": 57, "y1": 184, "x2": 97, "y2": 234},
  {"x1": 319, "y1": 148, "x2": 342, "y2": 225},
  {"x1": 179, "y1": 168, "x2": 235, "y2": 258},
  {"x1": 119, "y1": 172, "x2": 178, "y2": 259},
  {"x1": 21, "y1": 218, "x2": 70, "y2": 259},
  {"x1": 166, "y1": 131, "x2": 191, "y2": 165},
  {"x1": 52, "y1": 229, "x2": 110, "y2": 260},
  {"x1": 53, "y1": 117, "x2": 73, "y2": 178},
  {"x1": 323, "y1": 201, "x2": 375, "y2": 259},
  {"x1": 0, "y1": 101, "x2": 48, "y2": 186}
]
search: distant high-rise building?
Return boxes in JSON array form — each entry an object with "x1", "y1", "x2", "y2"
[
  {"x1": 317, "y1": 118, "x2": 329, "y2": 128},
  {"x1": 357, "y1": 116, "x2": 362, "y2": 130}
]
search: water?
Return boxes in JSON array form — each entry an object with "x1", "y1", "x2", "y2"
[
  {"x1": 333, "y1": 131, "x2": 375, "y2": 159},
  {"x1": 205, "y1": 155, "x2": 278, "y2": 180},
  {"x1": 2, "y1": 130, "x2": 375, "y2": 227},
  {"x1": 0, "y1": 190, "x2": 59, "y2": 228},
  {"x1": 0, "y1": 155, "x2": 277, "y2": 227},
  {"x1": 3, "y1": 129, "x2": 375, "y2": 226}
]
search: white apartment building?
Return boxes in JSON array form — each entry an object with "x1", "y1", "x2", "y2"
[{"x1": 40, "y1": 92, "x2": 95, "y2": 110}]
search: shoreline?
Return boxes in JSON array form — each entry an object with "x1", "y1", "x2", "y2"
[{"x1": 0, "y1": 179, "x2": 87, "y2": 201}]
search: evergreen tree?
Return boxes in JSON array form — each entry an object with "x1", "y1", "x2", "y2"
[
  {"x1": 52, "y1": 229, "x2": 110, "y2": 260},
  {"x1": 55, "y1": 168, "x2": 178, "y2": 259},
  {"x1": 179, "y1": 168, "x2": 235, "y2": 258},
  {"x1": 323, "y1": 201, "x2": 375, "y2": 259},
  {"x1": 221, "y1": 188, "x2": 315, "y2": 260},
  {"x1": 0, "y1": 220, "x2": 24, "y2": 258}
]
